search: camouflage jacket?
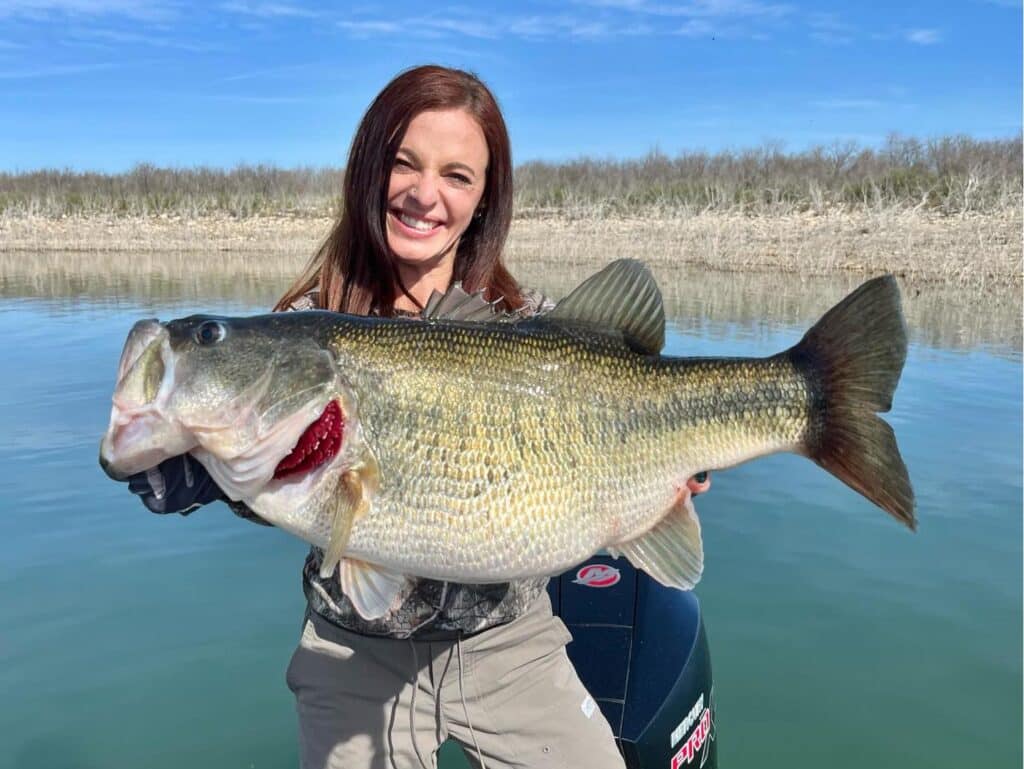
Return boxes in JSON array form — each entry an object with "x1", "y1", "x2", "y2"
[{"x1": 282, "y1": 286, "x2": 554, "y2": 639}]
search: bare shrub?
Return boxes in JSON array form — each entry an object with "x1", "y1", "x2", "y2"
[
  {"x1": 1, "y1": 135, "x2": 1019, "y2": 218},
  {"x1": 0, "y1": 164, "x2": 343, "y2": 218},
  {"x1": 514, "y1": 134, "x2": 1022, "y2": 216}
]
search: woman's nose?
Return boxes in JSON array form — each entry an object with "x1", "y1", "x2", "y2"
[{"x1": 407, "y1": 174, "x2": 438, "y2": 207}]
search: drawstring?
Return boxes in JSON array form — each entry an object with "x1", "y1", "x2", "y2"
[
  {"x1": 409, "y1": 640, "x2": 429, "y2": 769},
  {"x1": 457, "y1": 635, "x2": 488, "y2": 769},
  {"x1": 402, "y1": 583, "x2": 449, "y2": 639},
  {"x1": 403, "y1": 585, "x2": 488, "y2": 769},
  {"x1": 403, "y1": 584, "x2": 450, "y2": 769},
  {"x1": 406, "y1": 634, "x2": 489, "y2": 769}
]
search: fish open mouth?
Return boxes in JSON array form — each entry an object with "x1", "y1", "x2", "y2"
[{"x1": 273, "y1": 400, "x2": 344, "y2": 480}]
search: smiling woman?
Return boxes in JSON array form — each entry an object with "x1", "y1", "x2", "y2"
[
  {"x1": 125, "y1": 65, "x2": 643, "y2": 769},
  {"x1": 275, "y1": 65, "x2": 520, "y2": 318}
]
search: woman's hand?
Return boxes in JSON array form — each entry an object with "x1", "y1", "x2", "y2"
[{"x1": 126, "y1": 454, "x2": 224, "y2": 515}]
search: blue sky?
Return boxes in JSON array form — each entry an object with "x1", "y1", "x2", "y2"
[{"x1": 1, "y1": 0, "x2": 1020, "y2": 171}]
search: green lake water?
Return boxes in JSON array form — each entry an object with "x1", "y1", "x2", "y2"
[{"x1": 0, "y1": 256, "x2": 1020, "y2": 768}]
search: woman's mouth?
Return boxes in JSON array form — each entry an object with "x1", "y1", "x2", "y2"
[{"x1": 390, "y1": 209, "x2": 443, "y2": 238}]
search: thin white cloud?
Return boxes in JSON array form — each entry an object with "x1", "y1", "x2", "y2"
[
  {"x1": 339, "y1": 16, "x2": 498, "y2": 40},
  {"x1": 568, "y1": 20, "x2": 613, "y2": 37},
  {"x1": 64, "y1": 25, "x2": 221, "y2": 51},
  {"x1": 812, "y1": 98, "x2": 883, "y2": 110},
  {"x1": 336, "y1": 3, "x2": 787, "y2": 42},
  {"x1": 0, "y1": 0, "x2": 175, "y2": 21},
  {"x1": 906, "y1": 28, "x2": 942, "y2": 45},
  {"x1": 337, "y1": 19, "x2": 399, "y2": 37},
  {"x1": 218, "y1": 1, "x2": 318, "y2": 19},
  {"x1": 421, "y1": 17, "x2": 499, "y2": 39},
  {"x1": 693, "y1": 0, "x2": 793, "y2": 18},
  {"x1": 503, "y1": 15, "x2": 552, "y2": 37},
  {"x1": 580, "y1": 0, "x2": 646, "y2": 9},
  {"x1": 504, "y1": 15, "x2": 639, "y2": 39},
  {"x1": 205, "y1": 93, "x2": 315, "y2": 104},
  {"x1": 675, "y1": 18, "x2": 715, "y2": 36},
  {"x1": 807, "y1": 11, "x2": 854, "y2": 44},
  {"x1": 0, "y1": 60, "x2": 118, "y2": 78},
  {"x1": 216, "y1": 62, "x2": 316, "y2": 83},
  {"x1": 576, "y1": 0, "x2": 793, "y2": 20},
  {"x1": 504, "y1": 15, "x2": 549, "y2": 37}
]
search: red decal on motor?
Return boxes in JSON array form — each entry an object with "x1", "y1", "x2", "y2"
[
  {"x1": 573, "y1": 564, "x2": 621, "y2": 588},
  {"x1": 670, "y1": 708, "x2": 712, "y2": 768}
]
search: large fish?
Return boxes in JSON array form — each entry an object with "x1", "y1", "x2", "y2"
[{"x1": 99, "y1": 260, "x2": 915, "y2": 619}]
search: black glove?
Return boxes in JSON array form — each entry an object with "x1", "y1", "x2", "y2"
[{"x1": 127, "y1": 454, "x2": 224, "y2": 515}]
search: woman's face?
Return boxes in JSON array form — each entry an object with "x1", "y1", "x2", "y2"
[{"x1": 386, "y1": 108, "x2": 489, "y2": 272}]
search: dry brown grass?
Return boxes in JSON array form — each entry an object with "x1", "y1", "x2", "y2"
[
  {"x1": 505, "y1": 209, "x2": 1022, "y2": 290},
  {"x1": 2, "y1": 207, "x2": 1019, "y2": 290}
]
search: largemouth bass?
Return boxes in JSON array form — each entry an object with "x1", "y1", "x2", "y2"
[{"x1": 99, "y1": 260, "x2": 915, "y2": 619}]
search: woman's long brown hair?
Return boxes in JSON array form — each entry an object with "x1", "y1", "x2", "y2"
[{"x1": 275, "y1": 65, "x2": 521, "y2": 315}]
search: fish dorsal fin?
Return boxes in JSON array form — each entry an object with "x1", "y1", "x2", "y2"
[
  {"x1": 607, "y1": 490, "x2": 704, "y2": 589},
  {"x1": 422, "y1": 282, "x2": 501, "y2": 322},
  {"x1": 547, "y1": 259, "x2": 665, "y2": 354}
]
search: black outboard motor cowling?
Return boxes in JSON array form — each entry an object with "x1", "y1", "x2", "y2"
[{"x1": 549, "y1": 556, "x2": 717, "y2": 769}]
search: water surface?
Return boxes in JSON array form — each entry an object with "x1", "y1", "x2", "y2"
[{"x1": 1, "y1": 256, "x2": 1020, "y2": 768}]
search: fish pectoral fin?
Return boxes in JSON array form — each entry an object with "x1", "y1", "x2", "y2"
[
  {"x1": 608, "y1": 490, "x2": 704, "y2": 590},
  {"x1": 320, "y1": 465, "x2": 407, "y2": 621},
  {"x1": 339, "y1": 559, "x2": 410, "y2": 620},
  {"x1": 318, "y1": 469, "x2": 368, "y2": 580}
]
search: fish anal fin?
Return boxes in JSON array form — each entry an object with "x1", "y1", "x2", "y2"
[
  {"x1": 339, "y1": 559, "x2": 411, "y2": 620},
  {"x1": 609, "y1": 490, "x2": 704, "y2": 589}
]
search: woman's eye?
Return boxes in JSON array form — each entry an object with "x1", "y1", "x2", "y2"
[
  {"x1": 448, "y1": 173, "x2": 472, "y2": 185},
  {"x1": 196, "y1": 320, "x2": 226, "y2": 345},
  {"x1": 393, "y1": 158, "x2": 413, "y2": 170}
]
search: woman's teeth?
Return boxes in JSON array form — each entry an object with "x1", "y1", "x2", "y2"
[{"x1": 398, "y1": 212, "x2": 439, "y2": 232}]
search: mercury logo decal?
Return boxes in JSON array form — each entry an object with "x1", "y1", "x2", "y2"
[
  {"x1": 573, "y1": 564, "x2": 621, "y2": 588},
  {"x1": 670, "y1": 694, "x2": 704, "y2": 748},
  {"x1": 669, "y1": 706, "x2": 713, "y2": 768}
]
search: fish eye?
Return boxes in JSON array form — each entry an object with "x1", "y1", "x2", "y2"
[{"x1": 195, "y1": 320, "x2": 226, "y2": 346}]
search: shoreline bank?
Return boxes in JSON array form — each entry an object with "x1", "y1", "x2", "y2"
[{"x1": 1, "y1": 209, "x2": 1020, "y2": 289}]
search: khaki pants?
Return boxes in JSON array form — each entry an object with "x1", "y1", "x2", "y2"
[{"x1": 286, "y1": 594, "x2": 626, "y2": 769}]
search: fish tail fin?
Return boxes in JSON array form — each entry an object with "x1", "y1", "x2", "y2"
[{"x1": 789, "y1": 275, "x2": 916, "y2": 529}]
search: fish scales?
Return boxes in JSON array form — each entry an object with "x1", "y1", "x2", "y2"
[{"x1": 327, "y1": 317, "x2": 813, "y2": 579}]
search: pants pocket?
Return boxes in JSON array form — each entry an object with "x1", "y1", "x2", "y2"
[
  {"x1": 286, "y1": 617, "x2": 358, "y2": 695},
  {"x1": 299, "y1": 618, "x2": 356, "y2": 660},
  {"x1": 493, "y1": 614, "x2": 573, "y2": 685}
]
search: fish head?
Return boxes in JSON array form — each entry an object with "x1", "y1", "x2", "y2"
[
  {"x1": 100, "y1": 314, "x2": 356, "y2": 514},
  {"x1": 100, "y1": 318, "x2": 191, "y2": 480}
]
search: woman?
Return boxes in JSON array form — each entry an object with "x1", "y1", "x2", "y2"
[{"x1": 130, "y1": 65, "x2": 709, "y2": 769}]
